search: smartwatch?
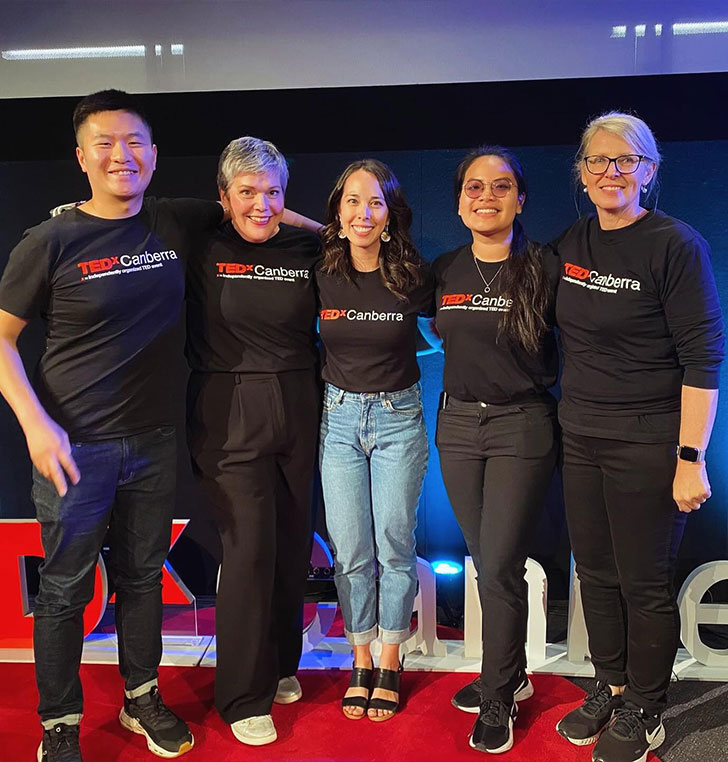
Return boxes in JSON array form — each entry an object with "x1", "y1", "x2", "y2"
[{"x1": 676, "y1": 445, "x2": 706, "y2": 463}]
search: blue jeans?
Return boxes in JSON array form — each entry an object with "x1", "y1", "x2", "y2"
[
  {"x1": 32, "y1": 426, "x2": 177, "y2": 724},
  {"x1": 320, "y1": 383, "x2": 428, "y2": 646}
]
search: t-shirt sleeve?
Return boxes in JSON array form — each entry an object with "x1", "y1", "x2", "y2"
[
  {"x1": 0, "y1": 226, "x2": 56, "y2": 320},
  {"x1": 658, "y1": 234, "x2": 724, "y2": 389},
  {"x1": 413, "y1": 265, "x2": 436, "y2": 317},
  {"x1": 162, "y1": 197, "x2": 224, "y2": 233}
]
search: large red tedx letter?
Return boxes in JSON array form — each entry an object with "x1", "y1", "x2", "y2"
[{"x1": 0, "y1": 519, "x2": 192, "y2": 650}]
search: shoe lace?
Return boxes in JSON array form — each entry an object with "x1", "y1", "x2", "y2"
[
  {"x1": 610, "y1": 707, "x2": 648, "y2": 740},
  {"x1": 479, "y1": 699, "x2": 509, "y2": 727},
  {"x1": 583, "y1": 683, "x2": 614, "y2": 715},
  {"x1": 135, "y1": 687, "x2": 178, "y2": 729},
  {"x1": 47, "y1": 724, "x2": 80, "y2": 762}
]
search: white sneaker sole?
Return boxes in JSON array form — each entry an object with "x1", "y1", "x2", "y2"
[
  {"x1": 231, "y1": 723, "x2": 278, "y2": 746},
  {"x1": 119, "y1": 708, "x2": 194, "y2": 758},
  {"x1": 469, "y1": 718, "x2": 514, "y2": 754},
  {"x1": 273, "y1": 688, "x2": 303, "y2": 705},
  {"x1": 514, "y1": 678, "x2": 534, "y2": 702},
  {"x1": 555, "y1": 716, "x2": 608, "y2": 747}
]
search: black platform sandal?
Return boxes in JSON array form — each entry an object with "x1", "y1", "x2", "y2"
[
  {"x1": 368, "y1": 661, "x2": 404, "y2": 722},
  {"x1": 341, "y1": 666, "x2": 374, "y2": 720}
]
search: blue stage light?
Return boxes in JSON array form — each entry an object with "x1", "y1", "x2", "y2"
[{"x1": 432, "y1": 560, "x2": 463, "y2": 576}]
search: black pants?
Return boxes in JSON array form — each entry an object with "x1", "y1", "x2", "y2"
[
  {"x1": 437, "y1": 396, "x2": 557, "y2": 702},
  {"x1": 187, "y1": 368, "x2": 319, "y2": 723},
  {"x1": 562, "y1": 430, "x2": 687, "y2": 714}
]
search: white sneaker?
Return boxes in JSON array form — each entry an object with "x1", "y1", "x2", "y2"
[
  {"x1": 231, "y1": 715, "x2": 277, "y2": 746},
  {"x1": 274, "y1": 676, "x2": 303, "y2": 704}
]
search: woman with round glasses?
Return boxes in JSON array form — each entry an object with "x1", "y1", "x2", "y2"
[
  {"x1": 434, "y1": 147, "x2": 559, "y2": 754},
  {"x1": 554, "y1": 112, "x2": 723, "y2": 762},
  {"x1": 317, "y1": 159, "x2": 432, "y2": 722}
]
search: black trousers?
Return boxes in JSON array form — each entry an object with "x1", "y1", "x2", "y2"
[
  {"x1": 187, "y1": 368, "x2": 320, "y2": 723},
  {"x1": 562, "y1": 430, "x2": 687, "y2": 714},
  {"x1": 437, "y1": 396, "x2": 557, "y2": 702}
]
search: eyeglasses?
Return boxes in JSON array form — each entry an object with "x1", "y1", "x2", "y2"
[
  {"x1": 462, "y1": 178, "x2": 514, "y2": 199},
  {"x1": 583, "y1": 154, "x2": 648, "y2": 175}
]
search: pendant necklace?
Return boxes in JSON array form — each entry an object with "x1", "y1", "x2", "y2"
[{"x1": 473, "y1": 255, "x2": 504, "y2": 294}]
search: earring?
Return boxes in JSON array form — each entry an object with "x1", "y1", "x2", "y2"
[
  {"x1": 641, "y1": 185, "x2": 648, "y2": 193},
  {"x1": 380, "y1": 227, "x2": 391, "y2": 243},
  {"x1": 337, "y1": 227, "x2": 347, "y2": 239},
  {"x1": 582, "y1": 185, "x2": 588, "y2": 193}
]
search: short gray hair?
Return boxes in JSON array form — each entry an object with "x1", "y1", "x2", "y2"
[
  {"x1": 217, "y1": 136, "x2": 289, "y2": 193},
  {"x1": 575, "y1": 111, "x2": 661, "y2": 189}
]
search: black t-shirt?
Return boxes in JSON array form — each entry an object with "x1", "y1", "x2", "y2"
[
  {"x1": 0, "y1": 197, "x2": 223, "y2": 440},
  {"x1": 553, "y1": 210, "x2": 724, "y2": 442},
  {"x1": 433, "y1": 245, "x2": 559, "y2": 404},
  {"x1": 185, "y1": 222, "x2": 320, "y2": 373},
  {"x1": 317, "y1": 267, "x2": 434, "y2": 392}
]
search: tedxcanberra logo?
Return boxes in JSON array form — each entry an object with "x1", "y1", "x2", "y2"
[
  {"x1": 77, "y1": 250, "x2": 178, "y2": 281},
  {"x1": 216, "y1": 262, "x2": 310, "y2": 282},
  {"x1": 320, "y1": 308, "x2": 404, "y2": 322},
  {"x1": 439, "y1": 293, "x2": 513, "y2": 312},
  {"x1": 563, "y1": 262, "x2": 642, "y2": 293}
]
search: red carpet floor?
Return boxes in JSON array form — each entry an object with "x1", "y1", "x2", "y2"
[{"x1": 0, "y1": 663, "x2": 662, "y2": 762}]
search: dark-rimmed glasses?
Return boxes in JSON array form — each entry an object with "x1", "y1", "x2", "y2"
[
  {"x1": 583, "y1": 154, "x2": 648, "y2": 175},
  {"x1": 462, "y1": 179, "x2": 514, "y2": 199}
]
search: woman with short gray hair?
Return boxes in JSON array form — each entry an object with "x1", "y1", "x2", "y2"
[{"x1": 185, "y1": 135, "x2": 321, "y2": 748}]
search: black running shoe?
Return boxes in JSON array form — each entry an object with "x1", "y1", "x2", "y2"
[
  {"x1": 556, "y1": 681, "x2": 624, "y2": 746},
  {"x1": 592, "y1": 704, "x2": 665, "y2": 762},
  {"x1": 469, "y1": 700, "x2": 517, "y2": 754},
  {"x1": 37, "y1": 723, "x2": 82, "y2": 762},
  {"x1": 452, "y1": 672, "x2": 534, "y2": 713},
  {"x1": 119, "y1": 685, "x2": 194, "y2": 758}
]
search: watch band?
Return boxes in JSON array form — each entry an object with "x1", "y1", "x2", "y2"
[{"x1": 676, "y1": 445, "x2": 706, "y2": 463}]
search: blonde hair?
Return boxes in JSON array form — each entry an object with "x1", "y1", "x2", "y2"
[{"x1": 574, "y1": 111, "x2": 661, "y2": 191}]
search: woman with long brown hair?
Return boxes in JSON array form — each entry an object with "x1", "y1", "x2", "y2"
[
  {"x1": 436, "y1": 146, "x2": 559, "y2": 754},
  {"x1": 317, "y1": 159, "x2": 432, "y2": 722}
]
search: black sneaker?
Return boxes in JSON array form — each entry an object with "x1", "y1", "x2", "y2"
[
  {"x1": 452, "y1": 672, "x2": 534, "y2": 713},
  {"x1": 469, "y1": 699, "x2": 517, "y2": 754},
  {"x1": 37, "y1": 723, "x2": 82, "y2": 762},
  {"x1": 592, "y1": 705, "x2": 665, "y2": 762},
  {"x1": 119, "y1": 685, "x2": 194, "y2": 758},
  {"x1": 556, "y1": 681, "x2": 624, "y2": 746}
]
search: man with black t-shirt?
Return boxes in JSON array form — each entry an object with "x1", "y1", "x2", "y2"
[{"x1": 0, "y1": 90, "x2": 222, "y2": 762}]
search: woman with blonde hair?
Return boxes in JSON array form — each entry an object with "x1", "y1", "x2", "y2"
[{"x1": 554, "y1": 112, "x2": 723, "y2": 762}]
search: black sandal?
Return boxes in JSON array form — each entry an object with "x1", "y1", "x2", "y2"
[
  {"x1": 341, "y1": 666, "x2": 373, "y2": 720},
  {"x1": 368, "y1": 661, "x2": 404, "y2": 722}
]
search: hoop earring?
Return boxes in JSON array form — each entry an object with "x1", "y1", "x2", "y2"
[
  {"x1": 641, "y1": 185, "x2": 648, "y2": 193},
  {"x1": 380, "y1": 227, "x2": 391, "y2": 243},
  {"x1": 337, "y1": 227, "x2": 347, "y2": 239}
]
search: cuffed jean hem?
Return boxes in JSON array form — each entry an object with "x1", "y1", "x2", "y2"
[
  {"x1": 42, "y1": 713, "x2": 82, "y2": 730},
  {"x1": 379, "y1": 626, "x2": 411, "y2": 645},
  {"x1": 125, "y1": 677, "x2": 158, "y2": 699},
  {"x1": 345, "y1": 624, "x2": 378, "y2": 646}
]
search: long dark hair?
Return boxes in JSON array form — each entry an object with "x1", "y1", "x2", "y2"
[
  {"x1": 454, "y1": 146, "x2": 549, "y2": 354},
  {"x1": 321, "y1": 159, "x2": 425, "y2": 301}
]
